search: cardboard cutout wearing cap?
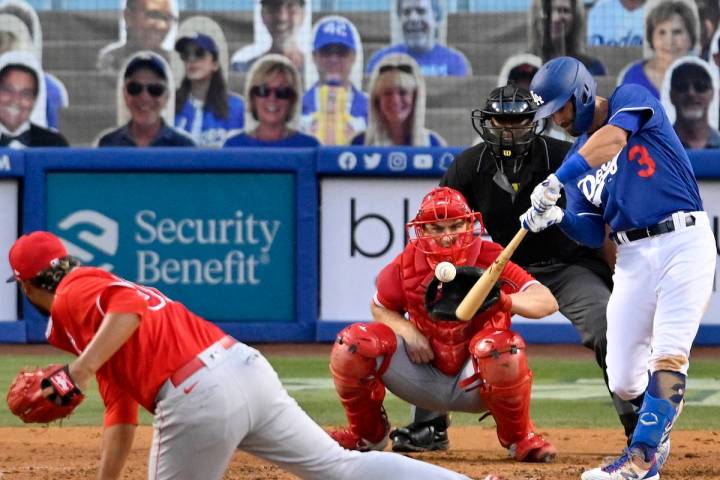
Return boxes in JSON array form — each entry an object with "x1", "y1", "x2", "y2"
[{"x1": 170, "y1": 16, "x2": 230, "y2": 88}]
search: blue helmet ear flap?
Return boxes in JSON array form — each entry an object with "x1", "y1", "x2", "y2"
[{"x1": 572, "y1": 65, "x2": 596, "y2": 133}]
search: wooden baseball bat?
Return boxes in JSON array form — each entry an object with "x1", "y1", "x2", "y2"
[{"x1": 455, "y1": 227, "x2": 528, "y2": 321}]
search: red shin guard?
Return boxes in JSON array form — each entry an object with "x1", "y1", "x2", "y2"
[{"x1": 329, "y1": 323, "x2": 397, "y2": 446}]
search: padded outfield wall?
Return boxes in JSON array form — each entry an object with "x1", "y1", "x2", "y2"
[{"x1": 0, "y1": 147, "x2": 718, "y2": 344}]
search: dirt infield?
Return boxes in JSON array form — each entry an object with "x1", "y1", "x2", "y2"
[{"x1": 0, "y1": 425, "x2": 717, "y2": 479}]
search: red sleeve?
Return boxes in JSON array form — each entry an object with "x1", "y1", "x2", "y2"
[
  {"x1": 46, "y1": 295, "x2": 81, "y2": 355},
  {"x1": 98, "y1": 285, "x2": 149, "y2": 319},
  {"x1": 97, "y1": 370, "x2": 139, "y2": 427},
  {"x1": 499, "y1": 260, "x2": 537, "y2": 293},
  {"x1": 477, "y1": 242, "x2": 536, "y2": 293},
  {"x1": 374, "y1": 256, "x2": 406, "y2": 312}
]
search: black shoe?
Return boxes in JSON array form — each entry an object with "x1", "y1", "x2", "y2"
[{"x1": 389, "y1": 415, "x2": 450, "y2": 452}]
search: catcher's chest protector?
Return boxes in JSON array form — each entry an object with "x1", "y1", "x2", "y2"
[{"x1": 400, "y1": 248, "x2": 509, "y2": 376}]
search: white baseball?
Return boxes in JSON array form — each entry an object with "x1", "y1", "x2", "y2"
[{"x1": 435, "y1": 261, "x2": 456, "y2": 283}]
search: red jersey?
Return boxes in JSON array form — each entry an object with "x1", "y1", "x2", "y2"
[
  {"x1": 373, "y1": 239, "x2": 537, "y2": 375},
  {"x1": 48, "y1": 267, "x2": 225, "y2": 426}
]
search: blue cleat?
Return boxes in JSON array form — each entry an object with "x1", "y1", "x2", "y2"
[{"x1": 581, "y1": 447, "x2": 659, "y2": 480}]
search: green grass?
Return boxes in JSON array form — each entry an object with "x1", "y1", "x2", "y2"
[{"x1": 2, "y1": 353, "x2": 718, "y2": 430}]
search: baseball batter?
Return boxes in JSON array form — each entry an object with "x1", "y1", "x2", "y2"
[
  {"x1": 521, "y1": 57, "x2": 717, "y2": 480},
  {"x1": 329, "y1": 187, "x2": 559, "y2": 462},
  {"x1": 7, "y1": 231, "x2": 473, "y2": 480}
]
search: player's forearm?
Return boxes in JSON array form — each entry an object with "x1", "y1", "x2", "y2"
[
  {"x1": 510, "y1": 284, "x2": 558, "y2": 318},
  {"x1": 371, "y1": 302, "x2": 414, "y2": 338},
  {"x1": 98, "y1": 423, "x2": 136, "y2": 480},
  {"x1": 559, "y1": 210, "x2": 606, "y2": 248},
  {"x1": 577, "y1": 124, "x2": 628, "y2": 168},
  {"x1": 71, "y1": 313, "x2": 140, "y2": 390}
]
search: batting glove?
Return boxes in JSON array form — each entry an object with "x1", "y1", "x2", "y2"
[
  {"x1": 520, "y1": 206, "x2": 564, "y2": 233},
  {"x1": 530, "y1": 174, "x2": 563, "y2": 213}
]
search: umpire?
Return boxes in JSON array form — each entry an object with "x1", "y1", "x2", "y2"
[{"x1": 390, "y1": 85, "x2": 640, "y2": 452}]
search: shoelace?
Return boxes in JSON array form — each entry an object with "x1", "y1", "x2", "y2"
[{"x1": 602, "y1": 449, "x2": 634, "y2": 473}]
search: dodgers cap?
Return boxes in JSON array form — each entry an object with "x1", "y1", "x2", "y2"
[
  {"x1": 124, "y1": 53, "x2": 167, "y2": 80},
  {"x1": 175, "y1": 32, "x2": 219, "y2": 56},
  {"x1": 314, "y1": 17, "x2": 356, "y2": 52}
]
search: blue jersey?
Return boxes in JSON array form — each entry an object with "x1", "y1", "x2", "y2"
[
  {"x1": 45, "y1": 73, "x2": 67, "y2": 130},
  {"x1": 223, "y1": 131, "x2": 320, "y2": 148},
  {"x1": 564, "y1": 85, "x2": 703, "y2": 232},
  {"x1": 175, "y1": 94, "x2": 245, "y2": 148},
  {"x1": 366, "y1": 44, "x2": 470, "y2": 77},
  {"x1": 619, "y1": 61, "x2": 659, "y2": 99}
]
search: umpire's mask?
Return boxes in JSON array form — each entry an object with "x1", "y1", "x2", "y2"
[{"x1": 472, "y1": 85, "x2": 539, "y2": 161}]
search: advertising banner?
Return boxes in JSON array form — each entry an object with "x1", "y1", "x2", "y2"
[
  {"x1": 46, "y1": 173, "x2": 295, "y2": 322},
  {"x1": 697, "y1": 181, "x2": 720, "y2": 325},
  {"x1": 0, "y1": 179, "x2": 18, "y2": 321},
  {"x1": 320, "y1": 177, "x2": 438, "y2": 321}
]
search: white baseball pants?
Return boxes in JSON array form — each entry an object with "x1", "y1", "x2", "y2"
[
  {"x1": 149, "y1": 340, "x2": 470, "y2": 479},
  {"x1": 606, "y1": 212, "x2": 717, "y2": 400}
]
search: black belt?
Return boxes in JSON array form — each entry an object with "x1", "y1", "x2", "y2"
[{"x1": 610, "y1": 214, "x2": 696, "y2": 245}]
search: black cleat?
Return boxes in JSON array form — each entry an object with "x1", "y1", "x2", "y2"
[{"x1": 389, "y1": 415, "x2": 450, "y2": 452}]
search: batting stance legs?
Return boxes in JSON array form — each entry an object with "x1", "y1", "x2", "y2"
[
  {"x1": 330, "y1": 322, "x2": 556, "y2": 462},
  {"x1": 583, "y1": 215, "x2": 717, "y2": 480},
  {"x1": 149, "y1": 340, "x2": 471, "y2": 480}
]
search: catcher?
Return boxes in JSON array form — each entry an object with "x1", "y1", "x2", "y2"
[
  {"x1": 5, "y1": 231, "x2": 477, "y2": 480},
  {"x1": 329, "y1": 187, "x2": 559, "y2": 462}
]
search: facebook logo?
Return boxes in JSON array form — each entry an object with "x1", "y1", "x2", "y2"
[{"x1": 338, "y1": 151, "x2": 358, "y2": 171}]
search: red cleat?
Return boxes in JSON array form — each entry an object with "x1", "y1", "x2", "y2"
[{"x1": 509, "y1": 432, "x2": 557, "y2": 462}]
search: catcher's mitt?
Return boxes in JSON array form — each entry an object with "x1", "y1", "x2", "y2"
[
  {"x1": 6, "y1": 364, "x2": 84, "y2": 423},
  {"x1": 425, "y1": 266, "x2": 503, "y2": 320}
]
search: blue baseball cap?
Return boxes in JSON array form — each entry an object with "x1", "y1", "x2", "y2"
[
  {"x1": 175, "y1": 33, "x2": 219, "y2": 56},
  {"x1": 124, "y1": 53, "x2": 167, "y2": 80},
  {"x1": 313, "y1": 17, "x2": 356, "y2": 52}
]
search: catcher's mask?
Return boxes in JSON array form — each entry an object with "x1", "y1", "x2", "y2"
[
  {"x1": 407, "y1": 187, "x2": 483, "y2": 268},
  {"x1": 471, "y1": 85, "x2": 539, "y2": 160}
]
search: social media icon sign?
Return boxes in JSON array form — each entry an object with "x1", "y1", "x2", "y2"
[{"x1": 388, "y1": 152, "x2": 407, "y2": 171}]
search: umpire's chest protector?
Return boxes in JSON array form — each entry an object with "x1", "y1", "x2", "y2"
[{"x1": 399, "y1": 245, "x2": 505, "y2": 376}]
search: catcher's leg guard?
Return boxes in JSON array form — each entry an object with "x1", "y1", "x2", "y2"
[
  {"x1": 329, "y1": 322, "x2": 397, "y2": 451},
  {"x1": 469, "y1": 329, "x2": 556, "y2": 463}
]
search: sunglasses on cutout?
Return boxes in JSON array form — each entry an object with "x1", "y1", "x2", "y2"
[
  {"x1": 250, "y1": 85, "x2": 295, "y2": 100},
  {"x1": 378, "y1": 64, "x2": 414, "y2": 75},
  {"x1": 126, "y1": 81, "x2": 166, "y2": 97},
  {"x1": 672, "y1": 79, "x2": 711, "y2": 94},
  {"x1": 180, "y1": 47, "x2": 210, "y2": 62}
]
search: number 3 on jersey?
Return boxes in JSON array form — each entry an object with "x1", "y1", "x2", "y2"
[{"x1": 628, "y1": 144, "x2": 656, "y2": 178}]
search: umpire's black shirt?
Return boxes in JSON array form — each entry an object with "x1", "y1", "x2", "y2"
[{"x1": 441, "y1": 136, "x2": 611, "y2": 283}]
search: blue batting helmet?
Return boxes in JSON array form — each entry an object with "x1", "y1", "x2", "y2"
[{"x1": 529, "y1": 56, "x2": 596, "y2": 134}]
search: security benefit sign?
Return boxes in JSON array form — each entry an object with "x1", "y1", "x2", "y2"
[
  {"x1": 320, "y1": 177, "x2": 437, "y2": 322},
  {"x1": 46, "y1": 173, "x2": 294, "y2": 322}
]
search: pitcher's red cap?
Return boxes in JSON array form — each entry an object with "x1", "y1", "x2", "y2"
[{"x1": 7, "y1": 231, "x2": 67, "y2": 282}]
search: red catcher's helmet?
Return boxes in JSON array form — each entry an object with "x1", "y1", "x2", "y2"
[{"x1": 407, "y1": 187, "x2": 483, "y2": 267}]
